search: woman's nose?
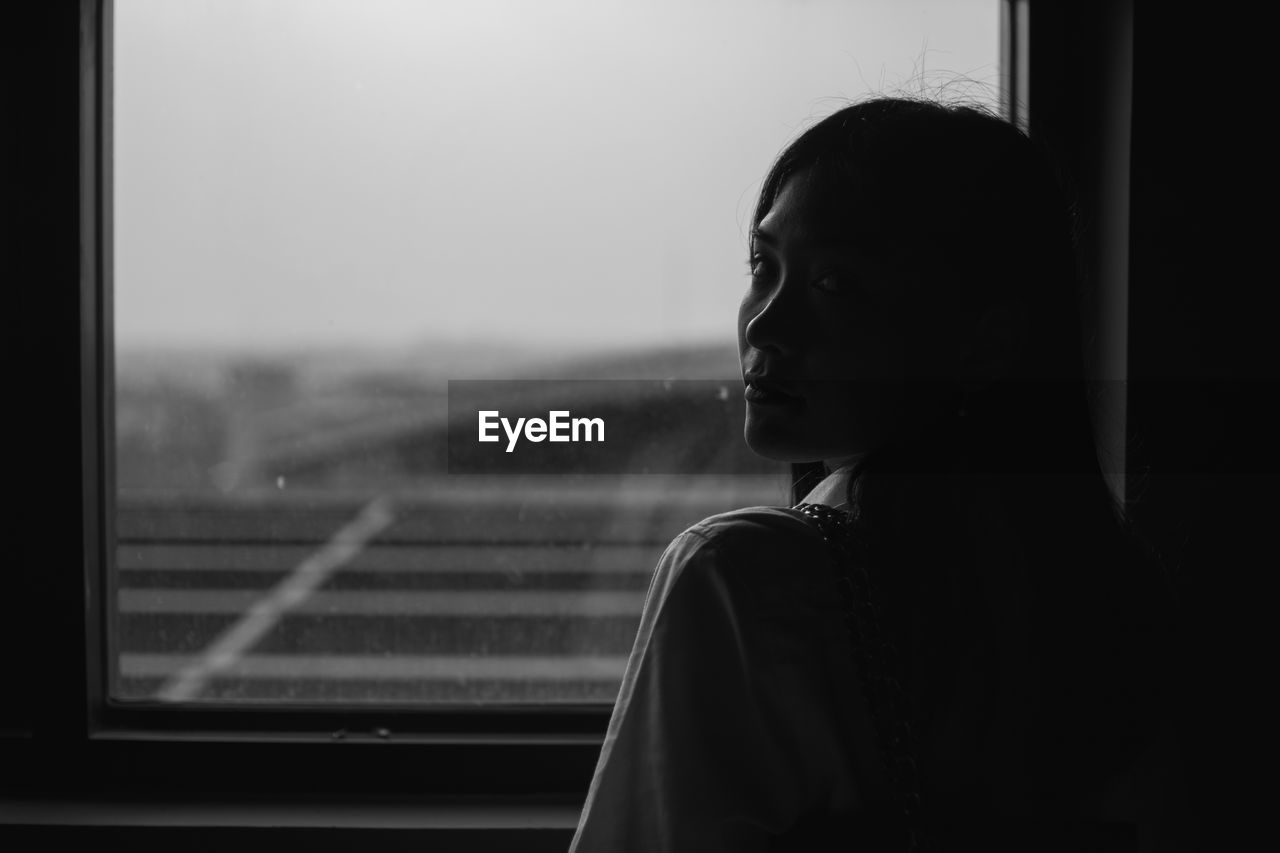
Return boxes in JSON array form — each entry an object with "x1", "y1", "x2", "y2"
[{"x1": 742, "y1": 286, "x2": 801, "y2": 356}]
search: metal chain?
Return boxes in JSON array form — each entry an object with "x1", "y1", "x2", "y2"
[{"x1": 792, "y1": 502, "x2": 930, "y2": 852}]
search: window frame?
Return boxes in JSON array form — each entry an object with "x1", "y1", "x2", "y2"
[{"x1": 6, "y1": 0, "x2": 1135, "y2": 831}]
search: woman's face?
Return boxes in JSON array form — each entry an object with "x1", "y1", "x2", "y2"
[{"x1": 737, "y1": 168, "x2": 965, "y2": 465}]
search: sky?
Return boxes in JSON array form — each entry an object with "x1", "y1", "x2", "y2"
[{"x1": 113, "y1": 0, "x2": 999, "y2": 355}]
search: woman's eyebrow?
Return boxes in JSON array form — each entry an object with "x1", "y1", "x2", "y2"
[{"x1": 751, "y1": 226, "x2": 862, "y2": 254}]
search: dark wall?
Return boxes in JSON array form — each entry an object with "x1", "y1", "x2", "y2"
[
  {"x1": 1006, "y1": 2, "x2": 1269, "y2": 848},
  {"x1": 8, "y1": 1, "x2": 88, "y2": 741},
  {"x1": 1131, "y1": 4, "x2": 1269, "y2": 845},
  {"x1": 1126, "y1": 4, "x2": 1271, "y2": 850}
]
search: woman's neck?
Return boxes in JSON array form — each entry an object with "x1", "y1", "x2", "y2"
[{"x1": 822, "y1": 452, "x2": 867, "y2": 475}]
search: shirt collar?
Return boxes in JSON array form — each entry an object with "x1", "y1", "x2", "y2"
[{"x1": 799, "y1": 456, "x2": 865, "y2": 511}]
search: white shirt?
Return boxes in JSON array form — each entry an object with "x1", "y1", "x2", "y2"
[
  {"x1": 567, "y1": 465, "x2": 892, "y2": 852},
  {"x1": 799, "y1": 458, "x2": 865, "y2": 511}
]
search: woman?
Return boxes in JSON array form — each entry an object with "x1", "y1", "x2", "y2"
[{"x1": 568, "y1": 97, "x2": 1179, "y2": 851}]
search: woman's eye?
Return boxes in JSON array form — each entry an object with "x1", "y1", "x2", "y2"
[
  {"x1": 811, "y1": 272, "x2": 847, "y2": 292},
  {"x1": 746, "y1": 256, "x2": 772, "y2": 281}
]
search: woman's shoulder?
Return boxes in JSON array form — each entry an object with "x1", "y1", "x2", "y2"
[
  {"x1": 682, "y1": 503, "x2": 824, "y2": 541},
  {"x1": 653, "y1": 505, "x2": 841, "y2": 610},
  {"x1": 671, "y1": 504, "x2": 831, "y2": 561}
]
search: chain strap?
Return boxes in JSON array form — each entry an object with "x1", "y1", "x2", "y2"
[{"x1": 792, "y1": 502, "x2": 930, "y2": 852}]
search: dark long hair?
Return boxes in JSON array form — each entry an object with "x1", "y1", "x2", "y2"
[{"x1": 756, "y1": 97, "x2": 1173, "y2": 817}]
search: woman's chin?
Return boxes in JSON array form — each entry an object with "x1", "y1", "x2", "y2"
[
  {"x1": 744, "y1": 418, "x2": 872, "y2": 464},
  {"x1": 743, "y1": 424, "x2": 819, "y2": 464}
]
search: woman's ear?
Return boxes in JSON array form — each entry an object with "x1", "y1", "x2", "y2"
[{"x1": 959, "y1": 299, "x2": 1031, "y2": 393}]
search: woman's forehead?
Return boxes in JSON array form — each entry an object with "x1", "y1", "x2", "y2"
[{"x1": 757, "y1": 171, "x2": 885, "y2": 250}]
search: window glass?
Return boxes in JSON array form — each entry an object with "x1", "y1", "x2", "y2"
[{"x1": 113, "y1": 0, "x2": 999, "y2": 704}]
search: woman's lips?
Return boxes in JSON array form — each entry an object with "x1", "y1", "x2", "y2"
[{"x1": 744, "y1": 380, "x2": 804, "y2": 407}]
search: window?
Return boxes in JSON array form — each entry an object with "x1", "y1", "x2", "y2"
[
  {"x1": 16, "y1": 0, "x2": 1102, "y2": 838},
  {"x1": 109, "y1": 0, "x2": 1001, "y2": 708}
]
